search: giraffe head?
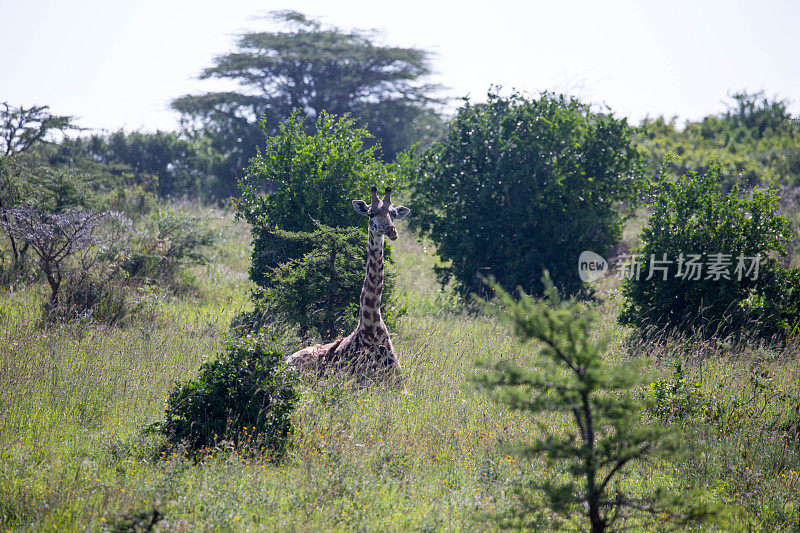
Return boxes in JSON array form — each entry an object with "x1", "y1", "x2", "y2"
[{"x1": 352, "y1": 185, "x2": 410, "y2": 241}]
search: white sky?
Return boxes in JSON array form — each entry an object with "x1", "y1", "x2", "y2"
[{"x1": 1, "y1": 0, "x2": 799, "y2": 133}]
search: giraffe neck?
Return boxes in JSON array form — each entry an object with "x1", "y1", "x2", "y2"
[{"x1": 357, "y1": 225, "x2": 384, "y2": 334}]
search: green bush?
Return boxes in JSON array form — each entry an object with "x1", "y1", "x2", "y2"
[
  {"x1": 619, "y1": 166, "x2": 800, "y2": 339},
  {"x1": 158, "y1": 334, "x2": 297, "y2": 457},
  {"x1": 238, "y1": 112, "x2": 392, "y2": 287},
  {"x1": 236, "y1": 112, "x2": 401, "y2": 335},
  {"x1": 403, "y1": 90, "x2": 644, "y2": 297},
  {"x1": 646, "y1": 361, "x2": 723, "y2": 423},
  {"x1": 251, "y1": 222, "x2": 398, "y2": 339}
]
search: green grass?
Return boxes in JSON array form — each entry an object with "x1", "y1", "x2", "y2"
[{"x1": 1, "y1": 208, "x2": 799, "y2": 531}]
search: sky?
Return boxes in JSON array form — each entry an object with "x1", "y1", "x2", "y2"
[{"x1": 1, "y1": 0, "x2": 799, "y2": 134}]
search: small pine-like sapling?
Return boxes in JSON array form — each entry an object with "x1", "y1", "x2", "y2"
[{"x1": 475, "y1": 275, "x2": 711, "y2": 532}]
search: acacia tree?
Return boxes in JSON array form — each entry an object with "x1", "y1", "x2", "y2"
[
  {"x1": 1, "y1": 102, "x2": 74, "y2": 157},
  {"x1": 172, "y1": 10, "x2": 443, "y2": 196},
  {"x1": 0, "y1": 207, "x2": 125, "y2": 305},
  {"x1": 0, "y1": 103, "x2": 76, "y2": 267}
]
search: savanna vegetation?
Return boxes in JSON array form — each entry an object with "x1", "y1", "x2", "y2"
[
  {"x1": 2, "y1": 9, "x2": 799, "y2": 532},
  {"x1": 402, "y1": 91, "x2": 644, "y2": 298}
]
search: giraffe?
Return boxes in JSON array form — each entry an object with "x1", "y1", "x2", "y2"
[{"x1": 286, "y1": 185, "x2": 410, "y2": 382}]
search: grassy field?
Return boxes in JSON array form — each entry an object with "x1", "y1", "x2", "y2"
[{"x1": 1, "y1": 210, "x2": 799, "y2": 531}]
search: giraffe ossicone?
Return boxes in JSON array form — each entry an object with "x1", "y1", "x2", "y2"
[{"x1": 286, "y1": 185, "x2": 410, "y2": 382}]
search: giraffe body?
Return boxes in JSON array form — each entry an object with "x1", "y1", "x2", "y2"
[{"x1": 286, "y1": 186, "x2": 409, "y2": 381}]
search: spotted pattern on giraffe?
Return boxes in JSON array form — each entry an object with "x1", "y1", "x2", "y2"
[{"x1": 286, "y1": 185, "x2": 410, "y2": 383}]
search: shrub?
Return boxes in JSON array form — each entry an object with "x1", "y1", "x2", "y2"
[
  {"x1": 0, "y1": 206, "x2": 129, "y2": 306},
  {"x1": 238, "y1": 112, "x2": 392, "y2": 287},
  {"x1": 403, "y1": 90, "x2": 644, "y2": 297},
  {"x1": 236, "y1": 112, "x2": 401, "y2": 335},
  {"x1": 120, "y1": 208, "x2": 217, "y2": 286},
  {"x1": 251, "y1": 222, "x2": 397, "y2": 339},
  {"x1": 646, "y1": 361, "x2": 722, "y2": 423},
  {"x1": 619, "y1": 166, "x2": 800, "y2": 339},
  {"x1": 158, "y1": 334, "x2": 297, "y2": 457},
  {"x1": 45, "y1": 270, "x2": 131, "y2": 325},
  {"x1": 474, "y1": 277, "x2": 709, "y2": 531}
]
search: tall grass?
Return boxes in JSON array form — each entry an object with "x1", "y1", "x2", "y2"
[{"x1": 1, "y1": 207, "x2": 798, "y2": 531}]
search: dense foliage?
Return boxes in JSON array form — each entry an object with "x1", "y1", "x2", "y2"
[
  {"x1": 404, "y1": 91, "x2": 644, "y2": 297},
  {"x1": 63, "y1": 130, "x2": 220, "y2": 199},
  {"x1": 173, "y1": 10, "x2": 443, "y2": 196},
  {"x1": 475, "y1": 278, "x2": 707, "y2": 531},
  {"x1": 620, "y1": 167, "x2": 800, "y2": 338},
  {"x1": 238, "y1": 113, "x2": 387, "y2": 279},
  {"x1": 159, "y1": 334, "x2": 297, "y2": 457},
  {"x1": 405, "y1": 93, "x2": 640, "y2": 294},
  {"x1": 638, "y1": 91, "x2": 800, "y2": 191},
  {"x1": 237, "y1": 113, "x2": 399, "y2": 337}
]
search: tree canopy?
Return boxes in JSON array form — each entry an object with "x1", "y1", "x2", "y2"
[
  {"x1": 1, "y1": 102, "x2": 75, "y2": 158},
  {"x1": 172, "y1": 10, "x2": 444, "y2": 196},
  {"x1": 637, "y1": 91, "x2": 800, "y2": 191},
  {"x1": 62, "y1": 130, "x2": 220, "y2": 199},
  {"x1": 404, "y1": 91, "x2": 644, "y2": 297}
]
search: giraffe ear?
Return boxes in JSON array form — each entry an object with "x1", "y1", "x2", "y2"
[
  {"x1": 394, "y1": 206, "x2": 411, "y2": 220},
  {"x1": 352, "y1": 200, "x2": 369, "y2": 216}
]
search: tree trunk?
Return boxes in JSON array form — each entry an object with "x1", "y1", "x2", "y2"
[
  {"x1": 582, "y1": 393, "x2": 606, "y2": 533},
  {"x1": 42, "y1": 260, "x2": 60, "y2": 306},
  {"x1": 0, "y1": 210, "x2": 20, "y2": 264}
]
